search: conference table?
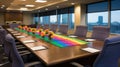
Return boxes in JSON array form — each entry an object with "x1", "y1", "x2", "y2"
[{"x1": 6, "y1": 28, "x2": 104, "y2": 66}]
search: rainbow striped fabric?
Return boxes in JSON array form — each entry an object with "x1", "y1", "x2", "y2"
[{"x1": 16, "y1": 28, "x2": 88, "y2": 48}]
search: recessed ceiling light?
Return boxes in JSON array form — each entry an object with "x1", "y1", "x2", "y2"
[
  {"x1": 2, "y1": 5, "x2": 5, "y2": 7},
  {"x1": 56, "y1": 6, "x2": 59, "y2": 8},
  {"x1": 25, "y1": 5, "x2": 35, "y2": 7},
  {"x1": 20, "y1": 0, "x2": 26, "y2": 1},
  {"x1": 63, "y1": 0, "x2": 68, "y2": 1},
  {"x1": 20, "y1": 8, "x2": 28, "y2": 10},
  {"x1": 35, "y1": 0, "x2": 47, "y2": 3},
  {"x1": 45, "y1": 8, "x2": 48, "y2": 10},
  {"x1": 71, "y1": 3, "x2": 75, "y2": 5}
]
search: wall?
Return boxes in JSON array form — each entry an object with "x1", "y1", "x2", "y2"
[
  {"x1": 68, "y1": 4, "x2": 87, "y2": 35},
  {"x1": 0, "y1": 13, "x2": 4, "y2": 25},
  {"x1": 23, "y1": 12, "x2": 33, "y2": 25}
]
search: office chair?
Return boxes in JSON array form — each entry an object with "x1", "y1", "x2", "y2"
[
  {"x1": 28, "y1": 24, "x2": 37, "y2": 28},
  {"x1": 91, "y1": 26, "x2": 110, "y2": 41},
  {"x1": 9, "y1": 23, "x2": 19, "y2": 29},
  {"x1": 50, "y1": 24, "x2": 58, "y2": 32},
  {"x1": 71, "y1": 36, "x2": 120, "y2": 67},
  {"x1": 37, "y1": 24, "x2": 43, "y2": 29},
  {"x1": 0, "y1": 29, "x2": 31, "y2": 57},
  {"x1": 93, "y1": 36, "x2": 120, "y2": 67},
  {"x1": 74, "y1": 26, "x2": 88, "y2": 37},
  {"x1": 43, "y1": 24, "x2": 49, "y2": 30},
  {"x1": 4, "y1": 34, "x2": 42, "y2": 67},
  {"x1": 59, "y1": 25, "x2": 68, "y2": 34}
]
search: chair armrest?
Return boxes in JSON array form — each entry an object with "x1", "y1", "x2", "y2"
[
  {"x1": 19, "y1": 50, "x2": 31, "y2": 56},
  {"x1": 0, "y1": 62, "x2": 9, "y2": 67},
  {"x1": 25, "y1": 61, "x2": 41, "y2": 67},
  {"x1": 70, "y1": 62, "x2": 84, "y2": 67}
]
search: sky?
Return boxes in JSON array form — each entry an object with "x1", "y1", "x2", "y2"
[{"x1": 88, "y1": 10, "x2": 120, "y2": 23}]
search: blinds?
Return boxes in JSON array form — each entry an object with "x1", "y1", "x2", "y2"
[
  {"x1": 87, "y1": 2, "x2": 108, "y2": 13},
  {"x1": 111, "y1": 0, "x2": 120, "y2": 10}
]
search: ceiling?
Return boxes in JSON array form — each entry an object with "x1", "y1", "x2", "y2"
[{"x1": 0, "y1": 0, "x2": 105, "y2": 12}]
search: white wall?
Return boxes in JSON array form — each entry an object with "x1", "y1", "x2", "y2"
[{"x1": 23, "y1": 12, "x2": 33, "y2": 25}]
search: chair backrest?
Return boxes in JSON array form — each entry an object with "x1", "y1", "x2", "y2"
[
  {"x1": 9, "y1": 23, "x2": 19, "y2": 29},
  {"x1": 59, "y1": 25, "x2": 68, "y2": 34},
  {"x1": 50, "y1": 24, "x2": 58, "y2": 32},
  {"x1": 28, "y1": 24, "x2": 37, "y2": 28},
  {"x1": 0, "y1": 29, "x2": 7, "y2": 45},
  {"x1": 93, "y1": 36, "x2": 120, "y2": 67},
  {"x1": 74, "y1": 26, "x2": 88, "y2": 37},
  {"x1": 36, "y1": 24, "x2": 42, "y2": 29},
  {"x1": 43, "y1": 24, "x2": 49, "y2": 30},
  {"x1": 4, "y1": 34, "x2": 24, "y2": 67},
  {"x1": 91, "y1": 26, "x2": 110, "y2": 41}
]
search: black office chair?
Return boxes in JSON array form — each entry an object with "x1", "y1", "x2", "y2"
[
  {"x1": 4, "y1": 34, "x2": 42, "y2": 67},
  {"x1": 0, "y1": 29, "x2": 31, "y2": 57},
  {"x1": 91, "y1": 26, "x2": 110, "y2": 41},
  {"x1": 50, "y1": 24, "x2": 58, "y2": 32},
  {"x1": 9, "y1": 23, "x2": 19, "y2": 29},
  {"x1": 37, "y1": 24, "x2": 43, "y2": 29},
  {"x1": 59, "y1": 25, "x2": 68, "y2": 34},
  {"x1": 93, "y1": 36, "x2": 120, "y2": 67},
  {"x1": 28, "y1": 24, "x2": 37, "y2": 28},
  {"x1": 43, "y1": 24, "x2": 49, "y2": 30},
  {"x1": 74, "y1": 26, "x2": 88, "y2": 37},
  {"x1": 71, "y1": 36, "x2": 120, "y2": 67}
]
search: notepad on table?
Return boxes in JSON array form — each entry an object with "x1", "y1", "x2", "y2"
[
  {"x1": 68, "y1": 35, "x2": 78, "y2": 38},
  {"x1": 31, "y1": 46, "x2": 47, "y2": 51},
  {"x1": 55, "y1": 32, "x2": 62, "y2": 34},
  {"x1": 23, "y1": 40, "x2": 36, "y2": 44},
  {"x1": 85, "y1": 39, "x2": 96, "y2": 42},
  {"x1": 16, "y1": 36, "x2": 26, "y2": 38},
  {"x1": 7, "y1": 29, "x2": 14, "y2": 32},
  {"x1": 81, "y1": 47, "x2": 100, "y2": 53},
  {"x1": 13, "y1": 33, "x2": 21, "y2": 36},
  {"x1": 11, "y1": 31, "x2": 18, "y2": 34}
]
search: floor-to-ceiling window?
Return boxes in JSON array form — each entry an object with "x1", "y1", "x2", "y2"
[
  {"x1": 33, "y1": 6, "x2": 74, "y2": 29},
  {"x1": 43, "y1": 16, "x2": 50, "y2": 25},
  {"x1": 87, "y1": 2, "x2": 108, "y2": 31},
  {"x1": 40, "y1": 16, "x2": 43, "y2": 25},
  {"x1": 33, "y1": 13, "x2": 39, "y2": 24},
  {"x1": 69, "y1": 7, "x2": 74, "y2": 29},
  {"x1": 58, "y1": 8, "x2": 68, "y2": 25},
  {"x1": 57, "y1": 6, "x2": 74, "y2": 29},
  {"x1": 111, "y1": 0, "x2": 120, "y2": 34},
  {"x1": 59, "y1": 14, "x2": 68, "y2": 24},
  {"x1": 50, "y1": 15, "x2": 57, "y2": 24}
]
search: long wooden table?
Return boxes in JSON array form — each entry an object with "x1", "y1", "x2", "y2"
[{"x1": 7, "y1": 28, "x2": 104, "y2": 66}]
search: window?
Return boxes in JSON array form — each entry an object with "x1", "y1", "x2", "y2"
[
  {"x1": 59, "y1": 14, "x2": 68, "y2": 25},
  {"x1": 43, "y1": 16, "x2": 50, "y2": 24},
  {"x1": 110, "y1": 0, "x2": 120, "y2": 34},
  {"x1": 40, "y1": 16, "x2": 43, "y2": 25},
  {"x1": 34, "y1": 17, "x2": 39, "y2": 24},
  {"x1": 87, "y1": 2, "x2": 108, "y2": 30},
  {"x1": 33, "y1": 6, "x2": 74, "y2": 29},
  {"x1": 87, "y1": 12, "x2": 108, "y2": 30},
  {"x1": 69, "y1": 13, "x2": 74, "y2": 29},
  {"x1": 50, "y1": 15, "x2": 57, "y2": 24}
]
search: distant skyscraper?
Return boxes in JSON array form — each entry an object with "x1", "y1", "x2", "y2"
[{"x1": 97, "y1": 16, "x2": 103, "y2": 25}]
